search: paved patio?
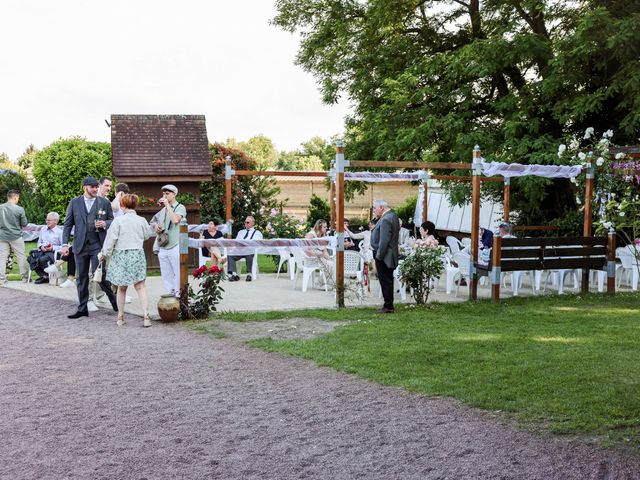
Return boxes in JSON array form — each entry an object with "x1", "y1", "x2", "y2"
[{"x1": 3, "y1": 271, "x2": 484, "y2": 318}]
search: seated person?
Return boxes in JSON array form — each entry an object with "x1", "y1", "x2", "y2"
[
  {"x1": 415, "y1": 221, "x2": 440, "y2": 249},
  {"x1": 305, "y1": 219, "x2": 333, "y2": 267},
  {"x1": 29, "y1": 212, "x2": 63, "y2": 284},
  {"x1": 201, "y1": 218, "x2": 226, "y2": 267},
  {"x1": 499, "y1": 222, "x2": 515, "y2": 238},
  {"x1": 56, "y1": 246, "x2": 77, "y2": 288},
  {"x1": 342, "y1": 219, "x2": 360, "y2": 251},
  {"x1": 228, "y1": 215, "x2": 263, "y2": 282},
  {"x1": 398, "y1": 218, "x2": 412, "y2": 257}
]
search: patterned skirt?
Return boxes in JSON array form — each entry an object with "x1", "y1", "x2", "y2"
[{"x1": 106, "y1": 249, "x2": 147, "y2": 286}]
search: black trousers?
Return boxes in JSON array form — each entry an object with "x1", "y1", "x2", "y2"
[
  {"x1": 28, "y1": 250, "x2": 55, "y2": 277},
  {"x1": 375, "y1": 259, "x2": 395, "y2": 310},
  {"x1": 56, "y1": 248, "x2": 76, "y2": 276},
  {"x1": 75, "y1": 246, "x2": 116, "y2": 312}
]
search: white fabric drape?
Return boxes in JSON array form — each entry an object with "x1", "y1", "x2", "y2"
[
  {"x1": 189, "y1": 236, "x2": 337, "y2": 256},
  {"x1": 344, "y1": 171, "x2": 427, "y2": 182},
  {"x1": 481, "y1": 160, "x2": 582, "y2": 179}
]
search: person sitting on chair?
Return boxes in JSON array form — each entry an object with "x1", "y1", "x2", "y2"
[
  {"x1": 228, "y1": 215, "x2": 263, "y2": 282},
  {"x1": 499, "y1": 222, "x2": 515, "y2": 238},
  {"x1": 29, "y1": 212, "x2": 63, "y2": 284},
  {"x1": 201, "y1": 218, "x2": 226, "y2": 267}
]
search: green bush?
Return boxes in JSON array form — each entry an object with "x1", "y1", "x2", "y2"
[
  {"x1": 394, "y1": 194, "x2": 418, "y2": 225},
  {"x1": 32, "y1": 138, "x2": 112, "y2": 216},
  {"x1": 399, "y1": 245, "x2": 446, "y2": 304},
  {"x1": 199, "y1": 143, "x2": 281, "y2": 233},
  {"x1": 0, "y1": 168, "x2": 50, "y2": 222},
  {"x1": 306, "y1": 194, "x2": 330, "y2": 230}
]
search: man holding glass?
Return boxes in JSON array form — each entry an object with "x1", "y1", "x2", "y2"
[{"x1": 61, "y1": 176, "x2": 117, "y2": 318}]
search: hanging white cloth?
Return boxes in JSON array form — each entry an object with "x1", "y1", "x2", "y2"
[
  {"x1": 344, "y1": 171, "x2": 428, "y2": 182},
  {"x1": 481, "y1": 160, "x2": 582, "y2": 179}
]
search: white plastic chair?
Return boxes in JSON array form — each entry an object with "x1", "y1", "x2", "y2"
[
  {"x1": 616, "y1": 246, "x2": 639, "y2": 290},
  {"x1": 275, "y1": 247, "x2": 294, "y2": 280},
  {"x1": 343, "y1": 250, "x2": 364, "y2": 282},
  {"x1": 291, "y1": 249, "x2": 328, "y2": 292},
  {"x1": 451, "y1": 251, "x2": 472, "y2": 297},
  {"x1": 446, "y1": 236, "x2": 463, "y2": 255},
  {"x1": 460, "y1": 237, "x2": 472, "y2": 248}
]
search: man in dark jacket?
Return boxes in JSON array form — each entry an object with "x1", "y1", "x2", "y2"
[
  {"x1": 61, "y1": 176, "x2": 117, "y2": 318},
  {"x1": 370, "y1": 199, "x2": 400, "y2": 313}
]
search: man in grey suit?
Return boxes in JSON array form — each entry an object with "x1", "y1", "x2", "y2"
[
  {"x1": 370, "y1": 199, "x2": 400, "y2": 313},
  {"x1": 61, "y1": 176, "x2": 117, "y2": 318}
]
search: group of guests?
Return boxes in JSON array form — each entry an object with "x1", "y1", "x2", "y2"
[{"x1": 1, "y1": 176, "x2": 192, "y2": 328}]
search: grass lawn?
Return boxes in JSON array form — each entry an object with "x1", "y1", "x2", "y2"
[{"x1": 213, "y1": 292, "x2": 640, "y2": 449}]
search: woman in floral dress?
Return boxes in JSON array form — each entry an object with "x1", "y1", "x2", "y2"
[{"x1": 100, "y1": 194, "x2": 151, "y2": 327}]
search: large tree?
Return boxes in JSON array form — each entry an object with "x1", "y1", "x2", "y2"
[{"x1": 273, "y1": 0, "x2": 640, "y2": 225}]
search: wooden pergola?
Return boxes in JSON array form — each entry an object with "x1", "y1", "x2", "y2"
[{"x1": 220, "y1": 143, "x2": 596, "y2": 307}]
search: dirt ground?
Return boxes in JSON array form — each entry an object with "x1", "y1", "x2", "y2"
[{"x1": 1, "y1": 287, "x2": 639, "y2": 480}]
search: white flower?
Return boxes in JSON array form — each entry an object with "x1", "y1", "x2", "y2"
[
  {"x1": 569, "y1": 139, "x2": 580, "y2": 150},
  {"x1": 596, "y1": 157, "x2": 604, "y2": 166},
  {"x1": 602, "y1": 221, "x2": 613, "y2": 229},
  {"x1": 583, "y1": 127, "x2": 594, "y2": 139},
  {"x1": 619, "y1": 211, "x2": 626, "y2": 217},
  {"x1": 578, "y1": 152, "x2": 586, "y2": 161},
  {"x1": 603, "y1": 129, "x2": 614, "y2": 138},
  {"x1": 615, "y1": 152, "x2": 625, "y2": 160},
  {"x1": 570, "y1": 177, "x2": 577, "y2": 184},
  {"x1": 598, "y1": 138, "x2": 609, "y2": 147},
  {"x1": 557, "y1": 144, "x2": 566, "y2": 156}
]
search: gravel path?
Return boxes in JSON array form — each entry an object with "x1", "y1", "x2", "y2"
[{"x1": 1, "y1": 287, "x2": 638, "y2": 480}]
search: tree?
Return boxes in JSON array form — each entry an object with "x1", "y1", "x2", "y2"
[
  {"x1": 273, "y1": 0, "x2": 640, "y2": 225},
  {"x1": 0, "y1": 168, "x2": 49, "y2": 222},
  {"x1": 17, "y1": 144, "x2": 38, "y2": 170},
  {"x1": 32, "y1": 137, "x2": 112, "y2": 215},
  {"x1": 224, "y1": 135, "x2": 279, "y2": 170},
  {"x1": 199, "y1": 143, "x2": 282, "y2": 233}
]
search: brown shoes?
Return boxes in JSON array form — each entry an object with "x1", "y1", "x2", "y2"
[{"x1": 376, "y1": 307, "x2": 395, "y2": 314}]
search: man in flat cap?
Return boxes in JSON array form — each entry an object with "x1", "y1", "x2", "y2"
[
  {"x1": 61, "y1": 176, "x2": 117, "y2": 318},
  {"x1": 151, "y1": 184, "x2": 187, "y2": 296}
]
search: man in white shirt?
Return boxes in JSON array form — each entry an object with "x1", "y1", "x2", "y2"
[
  {"x1": 30, "y1": 212, "x2": 63, "y2": 283},
  {"x1": 228, "y1": 215, "x2": 263, "y2": 282}
]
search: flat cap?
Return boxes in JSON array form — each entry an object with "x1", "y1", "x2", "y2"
[{"x1": 82, "y1": 176, "x2": 99, "y2": 186}]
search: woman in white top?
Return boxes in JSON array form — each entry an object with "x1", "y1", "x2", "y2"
[
  {"x1": 100, "y1": 194, "x2": 151, "y2": 327},
  {"x1": 305, "y1": 219, "x2": 332, "y2": 260}
]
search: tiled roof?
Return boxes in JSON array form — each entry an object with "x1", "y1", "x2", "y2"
[{"x1": 111, "y1": 114, "x2": 212, "y2": 178}]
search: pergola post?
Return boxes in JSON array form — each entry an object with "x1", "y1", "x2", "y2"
[
  {"x1": 470, "y1": 145, "x2": 482, "y2": 300},
  {"x1": 329, "y1": 160, "x2": 337, "y2": 230},
  {"x1": 582, "y1": 161, "x2": 595, "y2": 291},
  {"x1": 422, "y1": 175, "x2": 428, "y2": 224},
  {"x1": 335, "y1": 141, "x2": 346, "y2": 308},
  {"x1": 607, "y1": 228, "x2": 616, "y2": 295},
  {"x1": 503, "y1": 177, "x2": 511, "y2": 222},
  {"x1": 179, "y1": 219, "x2": 189, "y2": 303},
  {"x1": 224, "y1": 155, "x2": 234, "y2": 238}
]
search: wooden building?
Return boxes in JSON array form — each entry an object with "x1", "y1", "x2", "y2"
[{"x1": 111, "y1": 114, "x2": 212, "y2": 269}]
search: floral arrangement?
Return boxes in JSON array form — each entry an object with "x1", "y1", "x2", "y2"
[
  {"x1": 137, "y1": 195, "x2": 159, "y2": 207},
  {"x1": 260, "y1": 207, "x2": 306, "y2": 239},
  {"x1": 558, "y1": 127, "x2": 640, "y2": 270},
  {"x1": 399, "y1": 245, "x2": 446, "y2": 305},
  {"x1": 182, "y1": 264, "x2": 226, "y2": 319}
]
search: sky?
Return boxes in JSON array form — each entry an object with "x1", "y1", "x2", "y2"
[{"x1": 0, "y1": 0, "x2": 352, "y2": 161}]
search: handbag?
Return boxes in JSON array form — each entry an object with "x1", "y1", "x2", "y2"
[
  {"x1": 92, "y1": 261, "x2": 103, "y2": 283},
  {"x1": 157, "y1": 230, "x2": 169, "y2": 247}
]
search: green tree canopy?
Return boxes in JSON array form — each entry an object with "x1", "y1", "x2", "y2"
[
  {"x1": 273, "y1": 0, "x2": 640, "y2": 224},
  {"x1": 224, "y1": 135, "x2": 279, "y2": 170},
  {"x1": 32, "y1": 138, "x2": 112, "y2": 216}
]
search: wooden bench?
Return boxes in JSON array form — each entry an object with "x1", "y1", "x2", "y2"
[{"x1": 476, "y1": 235, "x2": 616, "y2": 301}]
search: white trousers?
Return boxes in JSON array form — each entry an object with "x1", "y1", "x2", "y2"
[
  {"x1": 0, "y1": 238, "x2": 28, "y2": 281},
  {"x1": 158, "y1": 245, "x2": 180, "y2": 295}
]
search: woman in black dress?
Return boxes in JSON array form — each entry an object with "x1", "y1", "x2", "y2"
[{"x1": 201, "y1": 218, "x2": 225, "y2": 266}]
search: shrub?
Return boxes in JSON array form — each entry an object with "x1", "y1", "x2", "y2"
[
  {"x1": 200, "y1": 143, "x2": 281, "y2": 233},
  {"x1": 0, "y1": 168, "x2": 50, "y2": 222},
  {"x1": 394, "y1": 194, "x2": 418, "y2": 225},
  {"x1": 32, "y1": 138, "x2": 112, "y2": 216},
  {"x1": 398, "y1": 245, "x2": 446, "y2": 305},
  {"x1": 306, "y1": 194, "x2": 330, "y2": 230}
]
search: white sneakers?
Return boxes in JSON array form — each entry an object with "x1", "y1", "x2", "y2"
[
  {"x1": 60, "y1": 278, "x2": 75, "y2": 288},
  {"x1": 143, "y1": 317, "x2": 151, "y2": 328},
  {"x1": 87, "y1": 301, "x2": 99, "y2": 312}
]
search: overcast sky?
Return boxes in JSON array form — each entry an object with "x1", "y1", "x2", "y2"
[{"x1": 0, "y1": 0, "x2": 351, "y2": 160}]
